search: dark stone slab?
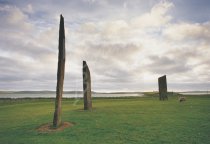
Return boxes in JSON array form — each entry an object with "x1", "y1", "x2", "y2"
[
  {"x1": 158, "y1": 75, "x2": 168, "y2": 101},
  {"x1": 53, "y1": 14, "x2": 65, "y2": 127},
  {"x1": 83, "y1": 61, "x2": 92, "y2": 110}
]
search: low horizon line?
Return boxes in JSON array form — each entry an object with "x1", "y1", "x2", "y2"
[{"x1": 0, "y1": 90, "x2": 209, "y2": 93}]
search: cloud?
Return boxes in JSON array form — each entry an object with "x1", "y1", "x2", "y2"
[
  {"x1": 130, "y1": 0, "x2": 173, "y2": 28},
  {"x1": 163, "y1": 22, "x2": 210, "y2": 41},
  {"x1": 145, "y1": 55, "x2": 191, "y2": 75},
  {"x1": 0, "y1": 0, "x2": 210, "y2": 91},
  {"x1": 0, "y1": 5, "x2": 33, "y2": 31},
  {"x1": 68, "y1": 42, "x2": 142, "y2": 85},
  {"x1": 24, "y1": 4, "x2": 33, "y2": 14}
]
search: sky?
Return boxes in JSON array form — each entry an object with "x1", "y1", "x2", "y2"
[{"x1": 0, "y1": 0, "x2": 210, "y2": 92}]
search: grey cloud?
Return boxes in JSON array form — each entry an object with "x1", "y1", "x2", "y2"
[
  {"x1": 86, "y1": 43, "x2": 140, "y2": 61},
  {"x1": 146, "y1": 37, "x2": 210, "y2": 73},
  {"x1": 65, "y1": 42, "x2": 142, "y2": 91},
  {"x1": 0, "y1": 38, "x2": 56, "y2": 64},
  {"x1": 168, "y1": 82, "x2": 210, "y2": 91},
  {"x1": 1, "y1": 0, "x2": 157, "y2": 26},
  {"x1": 73, "y1": 42, "x2": 141, "y2": 77},
  {"x1": 68, "y1": 42, "x2": 141, "y2": 68},
  {"x1": 167, "y1": 48, "x2": 199, "y2": 61},
  {"x1": 163, "y1": 22, "x2": 210, "y2": 42},
  {"x1": 145, "y1": 55, "x2": 191, "y2": 74},
  {"x1": 0, "y1": 56, "x2": 33, "y2": 82},
  {"x1": 0, "y1": 55, "x2": 58, "y2": 90}
]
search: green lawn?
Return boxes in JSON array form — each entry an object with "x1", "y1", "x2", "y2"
[{"x1": 0, "y1": 95, "x2": 210, "y2": 144}]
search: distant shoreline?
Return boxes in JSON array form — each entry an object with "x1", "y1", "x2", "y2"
[
  {"x1": 0, "y1": 96, "x2": 147, "y2": 100},
  {"x1": 0, "y1": 90, "x2": 209, "y2": 94},
  {"x1": 0, "y1": 91, "x2": 209, "y2": 99},
  {"x1": 0, "y1": 92, "x2": 145, "y2": 99},
  {"x1": 0, "y1": 91, "x2": 144, "y2": 94}
]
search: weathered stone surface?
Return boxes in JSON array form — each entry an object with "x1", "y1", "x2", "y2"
[
  {"x1": 53, "y1": 14, "x2": 65, "y2": 128},
  {"x1": 158, "y1": 75, "x2": 168, "y2": 101},
  {"x1": 83, "y1": 61, "x2": 92, "y2": 110}
]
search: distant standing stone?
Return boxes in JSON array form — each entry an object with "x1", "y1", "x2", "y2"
[
  {"x1": 83, "y1": 61, "x2": 92, "y2": 110},
  {"x1": 53, "y1": 14, "x2": 66, "y2": 128},
  {"x1": 158, "y1": 75, "x2": 168, "y2": 100}
]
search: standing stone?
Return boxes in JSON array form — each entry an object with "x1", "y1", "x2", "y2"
[
  {"x1": 158, "y1": 75, "x2": 168, "y2": 101},
  {"x1": 83, "y1": 61, "x2": 92, "y2": 110},
  {"x1": 53, "y1": 14, "x2": 65, "y2": 128}
]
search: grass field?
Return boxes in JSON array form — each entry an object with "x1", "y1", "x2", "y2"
[{"x1": 0, "y1": 95, "x2": 210, "y2": 144}]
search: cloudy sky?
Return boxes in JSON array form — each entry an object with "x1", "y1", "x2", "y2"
[{"x1": 0, "y1": 0, "x2": 210, "y2": 92}]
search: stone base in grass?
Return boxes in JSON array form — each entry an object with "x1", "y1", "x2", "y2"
[{"x1": 36, "y1": 122, "x2": 74, "y2": 133}]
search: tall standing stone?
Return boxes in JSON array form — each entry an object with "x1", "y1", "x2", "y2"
[
  {"x1": 83, "y1": 61, "x2": 92, "y2": 110},
  {"x1": 158, "y1": 75, "x2": 168, "y2": 101},
  {"x1": 53, "y1": 14, "x2": 65, "y2": 128}
]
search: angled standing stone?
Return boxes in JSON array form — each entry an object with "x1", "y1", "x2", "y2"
[
  {"x1": 158, "y1": 75, "x2": 168, "y2": 101},
  {"x1": 53, "y1": 14, "x2": 65, "y2": 128},
  {"x1": 83, "y1": 61, "x2": 92, "y2": 110}
]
